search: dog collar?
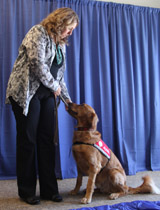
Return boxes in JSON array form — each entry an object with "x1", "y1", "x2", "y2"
[{"x1": 77, "y1": 127, "x2": 89, "y2": 131}]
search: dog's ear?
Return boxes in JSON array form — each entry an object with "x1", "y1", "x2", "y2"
[{"x1": 89, "y1": 113, "x2": 99, "y2": 130}]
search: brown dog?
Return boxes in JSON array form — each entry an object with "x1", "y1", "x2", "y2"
[{"x1": 67, "y1": 102, "x2": 160, "y2": 204}]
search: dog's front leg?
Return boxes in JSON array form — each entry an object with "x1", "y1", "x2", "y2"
[
  {"x1": 81, "y1": 172, "x2": 97, "y2": 204},
  {"x1": 70, "y1": 168, "x2": 83, "y2": 195}
]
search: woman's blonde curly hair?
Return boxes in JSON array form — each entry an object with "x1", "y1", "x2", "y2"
[{"x1": 41, "y1": 7, "x2": 79, "y2": 45}]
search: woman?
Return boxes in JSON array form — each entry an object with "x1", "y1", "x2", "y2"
[{"x1": 6, "y1": 7, "x2": 79, "y2": 205}]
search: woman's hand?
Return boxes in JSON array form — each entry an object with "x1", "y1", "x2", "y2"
[{"x1": 54, "y1": 87, "x2": 61, "y2": 97}]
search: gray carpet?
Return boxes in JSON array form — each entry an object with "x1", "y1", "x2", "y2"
[{"x1": 0, "y1": 171, "x2": 160, "y2": 210}]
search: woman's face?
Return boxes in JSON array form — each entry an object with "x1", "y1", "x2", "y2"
[{"x1": 60, "y1": 22, "x2": 77, "y2": 39}]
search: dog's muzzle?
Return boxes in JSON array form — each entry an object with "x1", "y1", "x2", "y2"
[{"x1": 68, "y1": 103, "x2": 78, "y2": 115}]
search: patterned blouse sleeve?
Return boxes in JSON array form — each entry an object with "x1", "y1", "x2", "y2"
[
  {"x1": 59, "y1": 75, "x2": 71, "y2": 101},
  {"x1": 22, "y1": 25, "x2": 59, "y2": 92},
  {"x1": 58, "y1": 45, "x2": 71, "y2": 101}
]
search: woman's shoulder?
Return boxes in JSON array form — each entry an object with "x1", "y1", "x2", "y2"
[
  {"x1": 27, "y1": 24, "x2": 48, "y2": 36},
  {"x1": 22, "y1": 24, "x2": 52, "y2": 46}
]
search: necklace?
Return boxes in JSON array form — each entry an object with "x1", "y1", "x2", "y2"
[{"x1": 55, "y1": 45, "x2": 62, "y2": 65}]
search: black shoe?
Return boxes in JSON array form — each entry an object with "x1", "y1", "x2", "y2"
[
  {"x1": 21, "y1": 196, "x2": 40, "y2": 205},
  {"x1": 51, "y1": 194, "x2": 63, "y2": 202}
]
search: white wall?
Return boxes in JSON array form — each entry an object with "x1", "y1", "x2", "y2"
[{"x1": 96, "y1": 0, "x2": 160, "y2": 8}]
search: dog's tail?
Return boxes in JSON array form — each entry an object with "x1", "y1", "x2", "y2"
[{"x1": 128, "y1": 175, "x2": 160, "y2": 195}]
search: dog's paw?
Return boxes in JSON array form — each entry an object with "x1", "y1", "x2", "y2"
[
  {"x1": 109, "y1": 193, "x2": 119, "y2": 200},
  {"x1": 70, "y1": 190, "x2": 77, "y2": 195},
  {"x1": 81, "y1": 197, "x2": 91, "y2": 204}
]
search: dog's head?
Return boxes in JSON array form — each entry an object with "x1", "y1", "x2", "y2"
[{"x1": 67, "y1": 103, "x2": 99, "y2": 130}]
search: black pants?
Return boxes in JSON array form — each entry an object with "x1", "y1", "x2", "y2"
[{"x1": 10, "y1": 85, "x2": 59, "y2": 199}]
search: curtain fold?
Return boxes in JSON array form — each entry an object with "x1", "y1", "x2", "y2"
[{"x1": 1, "y1": 0, "x2": 160, "y2": 179}]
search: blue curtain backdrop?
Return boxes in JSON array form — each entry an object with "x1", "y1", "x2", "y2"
[{"x1": 0, "y1": 0, "x2": 160, "y2": 179}]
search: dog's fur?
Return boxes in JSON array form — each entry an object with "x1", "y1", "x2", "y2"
[{"x1": 67, "y1": 103, "x2": 160, "y2": 204}]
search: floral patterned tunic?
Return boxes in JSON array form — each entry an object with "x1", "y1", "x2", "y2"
[{"x1": 6, "y1": 24, "x2": 71, "y2": 116}]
